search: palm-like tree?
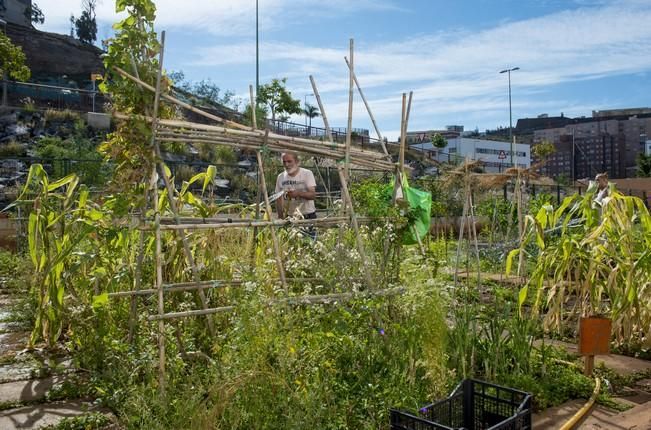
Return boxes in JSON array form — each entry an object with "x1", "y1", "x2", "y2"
[{"x1": 303, "y1": 103, "x2": 320, "y2": 136}]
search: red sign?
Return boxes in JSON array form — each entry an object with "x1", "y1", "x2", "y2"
[{"x1": 498, "y1": 150, "x2": 507, "y2": 160}]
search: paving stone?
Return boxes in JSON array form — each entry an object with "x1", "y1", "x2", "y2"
[
  {"x1": 0, "y1": 331, "x2": 29, "y2": 356},
  {"x1": 579, "y1": 402, "x2": 651, "y2": 429},
  {"x1": 0, "y1": 376, "x2": 65, "y2": 403},
  {"x1": 533, "y1": 399, "x2": 584, "y2": 429},
  {"x1": 0, "y1": 400, "x2": 98, "y2": 429},
  {"x1": 542, "y1": 340, "x2": 651, "y2": 376},
  {"x1": 0, "y1": 363, "x2": 38, "y2": 384}
]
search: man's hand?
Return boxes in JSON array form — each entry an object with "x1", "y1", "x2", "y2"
[{"x1": 286, "y1": 190, "x2": 301, "y2": 199}]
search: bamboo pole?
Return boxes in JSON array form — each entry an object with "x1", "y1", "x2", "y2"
[
  {"x1": 128, "y1": 209, "x2": 147, "y2": 343},
  {"x1": 153, "y1": 124, "x2": 391, "y2": 160},
  {"x1": 150, "y1": 98, "x2": 216, "y2": 335},
  {"x1": 345, "y1": 38, "x2": 354, "y2": 180},
  {"x1": 250, "y1": 84, "x2": 261, "y2": 268},
  {"x1": 256, "y1": 145, "x2": 288, "y2": 293},
  {"x1": 157, "y1": 216, "x2": 354, "y2": 226},
  {"x1": 108, "y1": 277, "x2": 365, "y2": 298},
  {"x1": 153, "y1": 136, "x2": 394, "y2": 171},
  {"x1": 151, "y1": 30, "x2": 166, "y2": 392},
  {"x1": 147, "y1": 287, "x2": 405, "y2": 321},
  {"x1": 309, "y1": 75, "x2": 333, "y2": 144},
  {"x1": 114, "y1": 66, "x2": 250, "y2": 131},
  {"x1": 337, "y1": 164, "x2": 373, "y2": 288},
  {"x1": 344, "y1": 56, "x2": 390, "y2": 158},
  {"x1": 150, "y1": 216, "x2": 371, "y2": 231}
]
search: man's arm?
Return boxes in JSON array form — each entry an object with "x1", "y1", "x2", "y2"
[{"x1": 285, "y1": 187, "x2": 316, "y2": 200}]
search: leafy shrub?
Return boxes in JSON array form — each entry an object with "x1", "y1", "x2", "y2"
[{"x1": 0, "y1": 141, "x2": 26, "y2": 157}]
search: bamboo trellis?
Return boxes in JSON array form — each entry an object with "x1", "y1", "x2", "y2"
[{"x1": 110, "y1": 33, "x2": 411, "y2": 386}]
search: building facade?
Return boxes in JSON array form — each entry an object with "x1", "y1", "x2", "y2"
[
  {"x1": 533, "y1": 115, "x2": 651, "y2": 179},
  {"x1": 410, "y1": 136, "x2": 531, "y2": 173}
]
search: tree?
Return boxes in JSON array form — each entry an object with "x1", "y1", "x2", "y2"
[
  {"x1": 637, "y1": 153, "x2": 651, "y2": 177},
  {"x1": 169, "y1": 71, "x2": 239, "y2": 109},
  {"x1": 532, "y1": 139, "x2": 556, "y2": 162},
  {"x1": 303, "y1": 103, "x2": 320, "y2": 135},
  {"x1": 243, "y1": 103, "x2": 268, "y2": 129},
  {"x1": 75, "y1": 0, "x2": 97, "y2": 45},
  {"x1": 0, "y1": 32, "x2": 31, "y2": 81},
  {"x1": 431, "y1": 133, "x2": 447, "y2": 149},
  {"x1": 24, "y1": 2, "x2": 45, "y2": 25},
  {"x1": 429, "y1": 132, "x2": 447, "y2": 158},
  {"x1": 257, "y1": 78, "x2": 301, "y2": 123}
]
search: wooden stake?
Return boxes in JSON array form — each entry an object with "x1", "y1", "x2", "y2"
[
  {"x1": 345, "y1": 38, "x2": 354, "y2": 180},
  {"x1": 344, "y1": 56, "x2": 390, "y2": 158},
  {"x1": 147, "y1": 287, "x2": 404, "y2": 321},
  {"x1": 250, "y1": 84, "x2": 261, "y2": 268},
  {"x1": 309, "y1": 75, "x2": 333, "y2": 144},
  {"x1": 256, "y1": 145, "x2": 288, "y2": 294},
  {"x1": 151, "y1": 31, "x2": 166, "y2": 392},
  {"x1": 114, "y1": 66, "x2": 250, "y2": 131},
  {"x1": 337, "y1": 164, "x2": 373, "y2": 288}
]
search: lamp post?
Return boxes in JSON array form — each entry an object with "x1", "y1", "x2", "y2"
[
  {"x1": 255, "y1": 0, "x2": 259, "y2": 103},
  {"x1": 500, "y1": 66, "x2": 519, "y2": 166}
]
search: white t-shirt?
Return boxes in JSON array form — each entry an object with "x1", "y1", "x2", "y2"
[{"x1": 275, "y1": 167, "x2": 317, "y2": 216}]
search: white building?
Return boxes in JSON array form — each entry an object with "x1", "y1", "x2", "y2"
[{"x1": 411, "y1": 137, "x2": 531, "y2": 173}]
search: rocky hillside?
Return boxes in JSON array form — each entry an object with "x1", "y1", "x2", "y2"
[{"x1": 6, "y1": 22, "x2": 104, "y2": 81}]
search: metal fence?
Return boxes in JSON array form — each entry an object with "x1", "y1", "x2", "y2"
[{"x1": 2, "y1": 80, "x2": 109, "y2": 113}]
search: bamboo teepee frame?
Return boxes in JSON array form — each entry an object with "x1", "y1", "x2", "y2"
[{"x1": 108, "y1": 33, "x2": 414, "y2": 386}]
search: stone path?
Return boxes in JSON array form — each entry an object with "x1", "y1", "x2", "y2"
[
  {"x1": 533, "y1": 340, "x2": 651, "y2": 429},
  {"x1": 0, "y1": 280, "x2": 113, "y2": 429}
]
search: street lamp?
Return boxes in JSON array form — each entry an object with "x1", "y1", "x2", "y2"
[
  {"x1": 500, "y1": 66, "x2": 519, "y2": 166},
  {"x1": 255, "y1": 0, "x2": 259, "y2": 102}
]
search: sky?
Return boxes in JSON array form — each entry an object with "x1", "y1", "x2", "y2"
[{"x1": 33, "y1": 0, "x2": 651, "y2": 140}]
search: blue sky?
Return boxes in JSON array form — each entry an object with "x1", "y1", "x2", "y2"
[{"x1": 35, "y1": 0, "x2": 651, "y2": 139}]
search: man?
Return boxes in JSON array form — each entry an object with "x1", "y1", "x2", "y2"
[
  {"x1": 594, "y1": 172, "x2": 609, "y2": 205},
  {"x1": 275, "y1": 152, "x2": 317, "y2": 222}
]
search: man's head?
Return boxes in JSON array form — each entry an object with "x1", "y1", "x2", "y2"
[
  {"x1": 595, "y1": 173, "x2": 608, "y2": 190},
  {"x1": 281, "y1": 152, "x2": 300, "y2": 175}
]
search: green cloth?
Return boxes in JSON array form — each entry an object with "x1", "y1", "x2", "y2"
[{"x1": 399, "y1": 176, "x2": 432, "y2": 245}]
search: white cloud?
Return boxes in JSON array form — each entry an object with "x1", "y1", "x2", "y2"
[
  {"x1": 35, "y1": 0, "x2": 401, "y2": 36},
  {"x1": 32, "y1": 0, "x2": 651, "y2": 133}
]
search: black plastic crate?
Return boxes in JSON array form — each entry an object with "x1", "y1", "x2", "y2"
[{"x1": 390, "y1": 379, "x2": 532, "y2": 430}]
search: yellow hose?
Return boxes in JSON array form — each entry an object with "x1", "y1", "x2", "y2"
[
  {"x1": 550, "y1": 358, "x2": 601, "y2": 430},
  {"x1": 559, "y1": 375, "x2": 601, "y2": 430}
]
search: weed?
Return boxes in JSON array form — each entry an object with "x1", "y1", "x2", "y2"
[
  {"x1": 41, "y1": 412, "x2": 110, "y2": 430},
  {"x1": 0, "y1": 141, "x2": 26, "y2": 157}
]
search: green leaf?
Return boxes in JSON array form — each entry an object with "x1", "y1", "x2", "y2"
[
  {"x1": 505, "y1": 249, "x2": 519, "y2": 276},
  {"x1": 92, "y1": 293, "x2": 109, "y2": 310},
  {"x1": 47, "y1": 174, "x2": 77, "y2": 192},
  {"x1": 518, "y1": 285, "x2": 529, "y2": 308},
  {"x1": 203, "y1": 165, "x2": 217, "y2": 194}
]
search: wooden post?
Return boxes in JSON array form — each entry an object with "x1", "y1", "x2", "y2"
[
  {"x1": 150, "y1": 77, "x2": 216, "y2": 336},
  {"x1": 129, "y1": 214, "x2": 147, "y2": 343},
  {"x1": 250, "y1": 85, "x2": 261, "y2": 267},
  {"x1": 345, "y1": 38, "x2": 354, "y2": 180},
  {"x1": 309, "y1": 75, "x2": 333, "y2": 144},
  {"x1": 337, "y1": 164, "x2": 373, "y2": 288},
  {"x1": 256, "y1": 143, "x2": 288, "y2": 294},
  {"x1": 344, "y1": 56, "x2": 389, "y2": 158},
  {"x1": 114, "y1": 66, "x2": 251, "y2": 131},
  {"x1": 151, "y1": 31, "x2": 166, "y2": 392}
]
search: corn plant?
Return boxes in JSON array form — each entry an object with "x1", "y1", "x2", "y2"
[
  {"x1": 508, "y1": 182, "x2": 651, "y2": 344},
  {"x1": 6, "y1": 165, "x2": 96, "y2": 346}
]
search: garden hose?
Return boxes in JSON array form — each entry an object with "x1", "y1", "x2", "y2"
[{"x1": 553, "y1": 358, "x2": 602, "y2": 430}]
